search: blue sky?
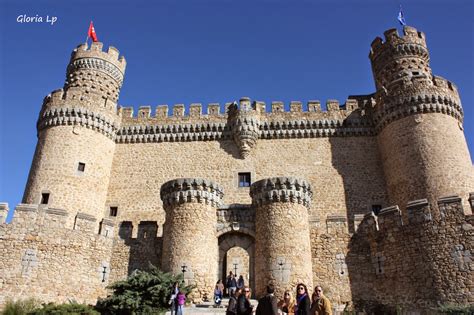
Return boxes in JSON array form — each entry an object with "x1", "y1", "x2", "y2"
[{"x1": 1, "y1": 0, "x2": 473, "y2": 222}]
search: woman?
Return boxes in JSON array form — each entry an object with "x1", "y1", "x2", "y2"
[
  {"x1": 237, "y1": 287, "x2": 253, "y2": 315},
  {"x1": 227, "y1": 287, "x2": 242, "y2": 315},
  {"x1": 294, "y1": 283, "x2": 310, "y2": 315},
  {"x1": 176, "y1": 289, "x2": 186, "y2": 315},
  {"x1": 278, "y1": 290, "x2": 295, "y2": 315},
  {"x1": 169, "y1": 281, "x2": 180, "y2": 315},
  {"x1": 214, "y1": 282, "x2": 224, "y2": 306}
]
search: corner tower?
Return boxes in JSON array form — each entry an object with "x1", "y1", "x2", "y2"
[
  {"x1": 22, "y1": 42, "x2": 126, "y2": 222},
  {"x1": 370, "y1": 26, "x2": 473, "y2": 212}
]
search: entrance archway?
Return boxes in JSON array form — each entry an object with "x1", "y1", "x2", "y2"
[{"x1": 218, "y1": 232, "x2": 255, "y2": 295}]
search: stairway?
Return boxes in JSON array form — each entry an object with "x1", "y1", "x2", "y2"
[{"x1": 165, "y1": 298, "x2": 259, "y2": 315}]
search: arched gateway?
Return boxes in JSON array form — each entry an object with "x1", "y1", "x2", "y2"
[{"x1": 160, "y1": 177, "x2": 313, "y2": 302}]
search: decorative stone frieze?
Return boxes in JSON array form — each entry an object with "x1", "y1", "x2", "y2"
[
  {"x1": 68, "y1": 57, "x2": 124, "y2": 86},
  {"x1": 37, "y1": 107, "x2": 119, "y2": 140},
  {"x1": 250, "y1": 177, "x2": 312, "y2": 208},
  {"x1": 160, "y1": 178, "x2": 224, "y2": 208}
]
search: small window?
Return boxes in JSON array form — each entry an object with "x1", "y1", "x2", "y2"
[
  {"x1": 41, "y1": 193, "x2": 50, "y2": 205},
  {"x1": 109, "y1": 207, "x2": 118, "y2": 217},
  {"x1": 238, "y1": 173, "x2": 251, "y2": 187},
  {"x1": 372, "y1": 205, "x2": 382, "y2": 216},
  {"x1": 78, "y1": 162, "x2": 86, "y2": 172},
  {"x1": 412, "y1": 71, "x2": 420, "y2": 75}
]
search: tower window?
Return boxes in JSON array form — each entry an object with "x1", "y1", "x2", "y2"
[
  {"x1": 372, "y1": 205, "x2": 382, "y2": 216},
  {"x1": 41, "y1": 193, "x2": 50, "y2": 205},
  {"x1": 238, "y1": 173, "x2": 251, "y2": 187},
  {"x1": 78, "y1": 162, "x2": 86, "y2": 172},
  {"x1": 109, "y1": 207, "x2": 118, "y2": 217}
]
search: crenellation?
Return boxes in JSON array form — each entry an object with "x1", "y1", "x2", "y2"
[
  {"x1": 290, "y1": 101, "x2": 302, "y2": 112},
  {"x1": 271, "y1": 101, "x2": 284, "y2": 113},
  {"x1": 138, "y1": 106, "x2": 151, "y2": 118},
  {"x1": 376, "y1": 206, "x2": 403, "y2": 231},
  {"x1": 156, "y1": 105, "x2": 168, "y2": 118},
  {"x1": 119, "y1": 106, "x2": 134, "y2": 118},
  {"x1": 74, "y1": 212, "x2": 97, "y2": 232},
  {"x1": 406, "y1": 199, "x2": 432, "y2": 224},
  {"x1": 190, "y1": 103, "x2": 202, "y2": 116},
  {"x1": 326, "y1": 99, "x2": 340, "y2": 111},
  {"x1": 207, "y1": 103, "x2": 220, "y2": 115},
  {"x1": 173, "y1": 104, "x2": 185, "y2": 117},
  {"x1": 307, "y1": 100, "x2": 321, "y2": 112}
]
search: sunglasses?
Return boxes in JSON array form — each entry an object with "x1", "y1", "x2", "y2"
[{"x1": 284, "y1": 293, "x2": 290, "y2": 296}]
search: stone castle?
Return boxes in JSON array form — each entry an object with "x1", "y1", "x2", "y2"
[{"x1": 0, "y1": 25, "x2": 472, "y2": 313}]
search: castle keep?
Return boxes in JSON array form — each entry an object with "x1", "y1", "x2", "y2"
[{"x1": 0, "y1": 26, "x2": 472, "y2": 312}]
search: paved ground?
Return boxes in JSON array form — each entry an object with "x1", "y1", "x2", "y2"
[{"x1": 165, "y1": 298, "x2": 259, "y2": 315}]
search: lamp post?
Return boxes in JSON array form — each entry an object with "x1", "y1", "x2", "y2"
[
  {"x1": 101, "y1": 266, "x2": 107, "y2": 283},
  {"x1": 181, "y1": 264, "x2": 187, "y2": 279},
  {"x1": 278, "y1": 260, "x2": 284, "y2": 282},
  {"x1": 233, "y1": 263, "x2": 238, "y2": 276}
]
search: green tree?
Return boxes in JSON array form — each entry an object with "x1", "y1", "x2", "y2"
[{"x1": 96, "y1": 265, "x2": 194, "y2": 315}]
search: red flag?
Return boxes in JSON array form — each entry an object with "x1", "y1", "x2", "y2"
[{"x1": 88, "y1": 21, "x2": 98, "y2": 42}]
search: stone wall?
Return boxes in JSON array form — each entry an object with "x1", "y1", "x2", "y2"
[
  {"x1": 0, "y1": 204, "x2": 115, "y2": 306},
  {"x1": 347, "y1": 195, "x2": 474, "y2": 312}
]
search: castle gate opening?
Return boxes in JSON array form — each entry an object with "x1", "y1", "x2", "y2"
[{"x1": 218, "y1": 232, "x2": 255, "y2": 295}]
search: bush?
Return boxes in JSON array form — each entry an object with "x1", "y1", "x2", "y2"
[
  {"x1": 28, "y1": 302, "x2": 99, "y2": 315},
  {"x1": 1, "y1": 299, "x2": 41, "y2": 315},
  {"x1": 436, "y1": 303, "x2": 474, "y2": 315},
  {"x1": 96, "y1": 264, "x2": 194, "y2": 315}
]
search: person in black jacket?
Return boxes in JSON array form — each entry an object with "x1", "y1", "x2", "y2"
[
  {"x1": 237, "y1": 287, "x2": 253, "y2": 315},
  {"x1": 294, "y1": 283, "x2": 310, "y2": 315},
  {"x1": 256, "y1": 284, "x2": 278, "y2": 315}
]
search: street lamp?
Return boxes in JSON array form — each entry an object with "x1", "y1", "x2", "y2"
[
  {"x1": 233, "y1": 263, "x2": 238, "y2": 276},
  {"x1": 101, "y1": 266, "x2": 107, "y2": 283},
  {"x1": 181, "y1": 264, "x2": 187, "y2": 279}
]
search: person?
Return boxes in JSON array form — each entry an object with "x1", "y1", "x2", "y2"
[
  {"x1": 169, "y1": 281, "x2": 180, "y2": 315},
  {"x1": 227, "y1": 272, "x2": 238, "y2": 296},
  {"x1": 226, "y1": 271, "x2": 234, "y2": 296},
  {"x1": 278, "y1": 290, "x2": 295, "y2": 315},
  {"x1": 237, "y1": 275, "x2": 245, "y2": 289},
  {"x1": 310, "y1": 285, "x2": 332, "y2": 315},
  {"x1": 237, "y1": 286, "x2": 253, "y2": 315},
  {"x1": 227, "y1": 287, "x2": 241, "y2": 315},
  {"x1": 294, "y1": 283, "x2": 311, "y2": 315},
  {"x1": 256, "y1": 284, "x2": 278, "y2": 315},
  {"x1": 217, "y1": 279, "x2": 225, "y2": 294},
  {"x1": 176, "y1": 289, "x2": 186, "y2": 315},
  {"x1": 214, "y1": 283, "x2": 224, "y2": 307}
]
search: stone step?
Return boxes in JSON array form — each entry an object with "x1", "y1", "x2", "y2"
[{"x1": 165, "y1": 299, "x2": 259, "y2": 315}]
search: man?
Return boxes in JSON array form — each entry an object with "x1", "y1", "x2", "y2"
[
  {"x1": 227, "y1": 272, "x2": 237, "y2": 296},
  {"x1": 310, "y1": 285, "x2": 332, "y2": 315},
  {"x1": 237, "y1": 287, "x2": 253, "y2": 315},
  {"x1": 256, "y1": 284, "x2": 278, "y2": 315}
]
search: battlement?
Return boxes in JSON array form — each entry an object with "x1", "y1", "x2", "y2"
[
  {"x1": 160, "y1": 178, "x2": 225, "y2": 208},
  {"x1": 118, "y1": 98, "x2": 365, "y2": 120},
  {"x1": 71, "y1": 42, "x2": 126, "y2": 74},
  {"x1": 5, "y1": 204, "x2": 115, "y2": 238},
  {"x1": 250, "y1": 176, "x2": 313, "y2": 208},
  {"x1": 117, "y1": 220, "x2": 162, "y2": 239},
  {"x1": 370, "y1": 26, "x2": 428, "y2": 62},
  {"x1": 357, "y1": 194, "x2": 471, "y2": 235}
]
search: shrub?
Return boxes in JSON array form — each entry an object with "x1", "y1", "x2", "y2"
[
  {"x1": 96, "y1": 264, "x2": 194, "y2": 315},
  {"x1": 436, "y1": 303, "x2": 474, "y2": 315},
  {"x1": 1, "y1": 298, "x2": 41, "y2": 315},
  {"x1": 28, "y1": 302, "x2": 99, "y2": 315}
]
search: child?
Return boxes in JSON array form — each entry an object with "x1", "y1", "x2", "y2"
[{"x1": 177, "y1": 290, "x2": 186, "y2": 315}]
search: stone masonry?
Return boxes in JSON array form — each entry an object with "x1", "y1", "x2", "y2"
[{"x1": 0, "y1": 26, "x2": 473, "y2": 313}]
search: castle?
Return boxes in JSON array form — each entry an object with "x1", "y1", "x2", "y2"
[{"x1": 0, "y1": 25, "x2": 472, "y2": 313}]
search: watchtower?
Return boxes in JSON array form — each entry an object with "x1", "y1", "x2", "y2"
[
  {"x1": 370, "y1": 26, "x2": 473, "y2": 212},
  {"x1": 22, "y1": 42, "x2": 126, "y2": 223}
]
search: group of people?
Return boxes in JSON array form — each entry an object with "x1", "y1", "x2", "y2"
[
  {"x1": 170, "y1": 279, "x2": 332, "y2": 315},
  {"x1": 226, "y1": 283, "x2": 332, "y2": 315},
  {"x1": 214, "y1": 271, "x2": 245, "y2": 305}
]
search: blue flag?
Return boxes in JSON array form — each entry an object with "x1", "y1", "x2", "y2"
[{"x1": 398, "y1": 5, "x2": 406, "y2": 25}]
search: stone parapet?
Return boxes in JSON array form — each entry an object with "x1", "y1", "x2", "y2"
[
  {"x1": 160, "y1": 178, "x2": 224, "y2": 208},
  {"x1": 250, "y1": 177, "x2": 312, "y2": 208},
  {"x1": 0, "y1": 203, "x2": 9, "y2": 224}
]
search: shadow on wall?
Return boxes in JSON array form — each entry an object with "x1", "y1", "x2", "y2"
[{"x1": 115, "y1": 221, "x2": 163, "y2": 275}]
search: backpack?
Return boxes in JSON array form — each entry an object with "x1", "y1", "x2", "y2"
[{"x1": 226, "y1": 296, "x2": 237, "y2": 315}]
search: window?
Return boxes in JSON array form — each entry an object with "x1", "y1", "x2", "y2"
[
  {"x1": 372, "y1": 205, "x2": 382, "y2": 216},
  {"x1": 109, "y1": 207, "x2": 118, "y2": 217},
  {"x1": 78, "y1": 162, "x2": 86, "y2": 172},
  {"x1": 41, "y1": 193, "x2": 50, "y2": 205},
  {"x1": 238, "y1": 173, "x2": 251, "y2": 187}
]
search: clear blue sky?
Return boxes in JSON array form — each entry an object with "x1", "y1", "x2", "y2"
[{"x1": 1, "y1": 0, "x2": 473, "y2": 222}]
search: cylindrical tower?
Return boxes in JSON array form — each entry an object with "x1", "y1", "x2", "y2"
[
  {"x1": 370, "y1": 26, "x2": 473, "y2": 212},
  {"x1": 160, "y1": 178, "x2": 223, "y2": 302},
  {"x1": 251, "y1": 177, "x2": 313, "y2": 298},
  {"x1": 23, "y1": 42, "x2": 126, "y2": 222}
]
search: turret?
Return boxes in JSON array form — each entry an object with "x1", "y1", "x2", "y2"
[
  {"x1": 371, "y1": 26, "x2": 473, "y2": 213},
  {"x1": 22, "y1": 42, "x2": 126, "y2": 225}
]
